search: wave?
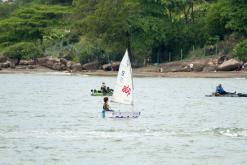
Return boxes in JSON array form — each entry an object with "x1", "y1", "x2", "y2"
[
  {"x1": 203, "y1": 127, "x2": 247, "y2": 138},
  {"x1": 92, "y1": 128, "x2": 192, "y2": 137},
  {"x1": 0, "y1": 128, "x2": 191, "y2": 140},
  {"x1": 3, "y1": 128, "x2": 246, "y2": 140}
]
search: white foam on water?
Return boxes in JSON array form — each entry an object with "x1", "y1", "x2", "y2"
[{"x1": 203, "y1": 128, "x2": 247, "y2": 138}]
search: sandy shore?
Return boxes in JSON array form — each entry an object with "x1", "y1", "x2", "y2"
[{"x1": 0, "y1": 66, "x2": 246, "y2": 78}]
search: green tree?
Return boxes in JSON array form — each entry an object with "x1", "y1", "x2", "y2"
[
  {"x1": 233, "y1": 40, "x2": 247, "y2": 62},
  {"x1": 3, "y1": 42, "x2": 41, "y2": 64},
  {"x1": 225, "y1": 0, "x2": 247, "y2": 35},
  {"x1": 0, "y1": 2, "x2": 16, "y2": 19},
  {"x1": 0, "y1": 4, "x2": 72, "y2": 47},
  {"x1": 77, "y1": 0, "x2": 138, "y2": 61}
]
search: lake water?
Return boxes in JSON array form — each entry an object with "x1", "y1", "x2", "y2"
[{"x1": 0, "y1": 73, "x2": 247, "y2": 165}]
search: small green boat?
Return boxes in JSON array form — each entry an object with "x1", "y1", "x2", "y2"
[{"x1": 91, "y1": 89, "x2": 113, "y2": 96}]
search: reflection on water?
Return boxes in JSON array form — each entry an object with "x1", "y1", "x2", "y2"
[{"x1": 0, "y1": 74, "x2": 247, "y2": 165}]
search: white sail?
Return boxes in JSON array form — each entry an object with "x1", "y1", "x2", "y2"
[{"x1": 112, "y1": 50, "x2": 133, "y2": 105}]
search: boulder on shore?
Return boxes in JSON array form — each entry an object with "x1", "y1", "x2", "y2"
[
  {"x1": 19, "y1": 60, "x2": 35, "y2": 65},
  {"x1": 193, "y1": 63, "x2": 205, "y2": 72},
  {"x1": 203, "y1": 65, "x2": 217, "y2": 72},
  {"x1": 217, "y1": 55, "x2": 229, "y2": 64},
  {"x1": 71, "y1": 63, "x2": 82, "y2": 72},
  {"x1": 38, "y1": 56, "x2": 67, "y2": 71},
  {"x1": 0, "y1": 61, "x2": 11, "y2": 68},
  {"x1": 10, "y1": 62, "x2": 16, "y2": 69},
  {"x1": 37, "y1": 56, "x2": 51, "y2": 65},
  {"x1": 102, "y1": 62, "x2": 120, "y2": 71},
  {"x1": 52, "y1": 63, "x2": 62, "y2": 71},
  {"x1": 60, "y1": 58, "x2": 68, "y2": 65},
  {"x1": 83, "y1": 61, "x2": 99, "y2": 70},
  {"x1": 66, "y1": 61, "x2": 73, "y2": 70},
  {"x1": 159, "y1": 61, "x2": 188, "y2": 72},
  {"x1": 28, "y1": 65, "x2": 36, "y2": 69},
  {"x1": 217, "y1": 59, "x2": 241, "y2": 71},
  {"x1": 0, "y1": 56, "x2": 7, "y2": 63}
]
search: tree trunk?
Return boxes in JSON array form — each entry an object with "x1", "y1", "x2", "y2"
[{"x1": 191, "y1": 3, "x2": 194, "y2": 23}]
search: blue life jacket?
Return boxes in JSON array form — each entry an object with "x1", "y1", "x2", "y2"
[{"x1": 216, "y1": 86, "x2": 225, "y2": 94}]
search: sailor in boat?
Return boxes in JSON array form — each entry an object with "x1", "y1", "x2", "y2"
[
  {"x1": 101, "y1": 82, "x2": 107, "y2": 94},
  {"x1": 103, "y1": 97, "x2": 113, "y2": 112}
]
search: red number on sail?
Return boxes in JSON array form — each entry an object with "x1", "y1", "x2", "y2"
[{"x1": 122, "y1": 85, "x2": 131, "y2": 96}]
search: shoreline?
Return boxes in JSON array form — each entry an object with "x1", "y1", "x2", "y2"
[{"x1": 0, "y1": 67, "x2": 246, "y2": 78}]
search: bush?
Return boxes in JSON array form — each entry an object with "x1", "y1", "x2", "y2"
[
  {"x1": 78, "y1": 44, "x2": 102, "y2": 64},
  {"x1": 233, "y1": 40, "x2": 247, "y2": 62},
  {"x1": 3, "y1": 42, "x2": 42, "y2": 62}
]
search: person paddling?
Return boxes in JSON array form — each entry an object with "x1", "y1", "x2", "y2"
[
  {"x1": 216, "y1": 84, "x2": 227, "y2": 95},
  {"x1": 215, "y1": 84, "x2": 235, "y2": 95}
]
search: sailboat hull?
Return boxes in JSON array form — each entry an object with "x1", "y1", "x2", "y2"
[{"x1": 102, "y1": 111, "x2": 141, "y2": 118}]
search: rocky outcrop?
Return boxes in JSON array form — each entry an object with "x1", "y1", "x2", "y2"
[
  {"x1": 19, "y1": 60, "x2": 35, "y2": 65},
  {"x1": 52, "y1": 63, "x2": 62, "y2": 70},
  {"x1": 217, "y1": 59, "x2": 241, "y2": 71},
  {"x1": 66, "y1": 61, "x2": 73, "y2": 70},
  {"x1": 71, "y1": 63, "x2": 82, "y2": 72},
  {"x1": 10, "y1": 62, "x2": 15, "y2": 69},
  {"x1": 203, "y1": 65, "x2": 217, "y2": 72},
  {"x1": 27, "y1": 65, "x2": 36, "y2": 69},
  {"x1": 0, "y1": 56, "x2": 7, "y2": 63},
  {"x1": 37, "y1": 57, "x2": 67, "y2": 71},
  {"x1": 158, "y1": 60, "x2": 208, "y2": 72},
  {"x1": 193, "y1": 63, "x2": 205, "y2": 72},
  {"x1": 60, "y1": 58, "x2": 68, "y2": 66},
  {"x1": 159, "y1": 61, "x2": 187, "y2": 72},
  {"x1": 0, "y1": 61, "x2": 11, "y2": 68},
  {"x1": 217, "y1": 55, "x2": 229, "y2": 64},
  {"x1": 37, "y1": 56, "x2": 51, "y2": 66},
  {"x1": 82, "y1": 61, "x2": 99, "y2": 70},
  {"x1": 102, "y1": 62, "x2": 120, "y2": 71},
  {"x1": 1, "y1": 54, "x2": 245, "y2": 73}
]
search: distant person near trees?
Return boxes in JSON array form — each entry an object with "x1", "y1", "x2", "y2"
[{"x1": 189, "y1": 63, "x2": 194, "y2": 72}]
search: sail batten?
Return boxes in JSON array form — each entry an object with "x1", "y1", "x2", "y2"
[{"x1": 112, "y1": 50, "x2": 133, "y2": 105}]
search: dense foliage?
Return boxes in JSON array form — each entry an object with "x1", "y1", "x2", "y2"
[
  {"x1": 0, "y1": 0, "x2": 246, "y2": 64},
  {"x1": 233, "y1": 40, "x2": 247, "y2": 62},
  {"x1": 3, "y1": 42, "x2": 41, "y2": 63}
]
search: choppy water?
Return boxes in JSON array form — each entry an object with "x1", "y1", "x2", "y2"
[{"x1": 0, "y1": 73, "x2": 247, "y2": 165}]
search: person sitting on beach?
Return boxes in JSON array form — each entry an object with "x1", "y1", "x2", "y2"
[
  {"x1": 216, "y1": 84, "x2": 228, "y2": 95},
  {"x1": 103, "y1": 97, "x2": 113, "y2": 111}
]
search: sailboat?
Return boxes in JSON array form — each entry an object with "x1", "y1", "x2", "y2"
[{"x1": 102, "y1": 49, "x2": 141, "y2": 118}]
